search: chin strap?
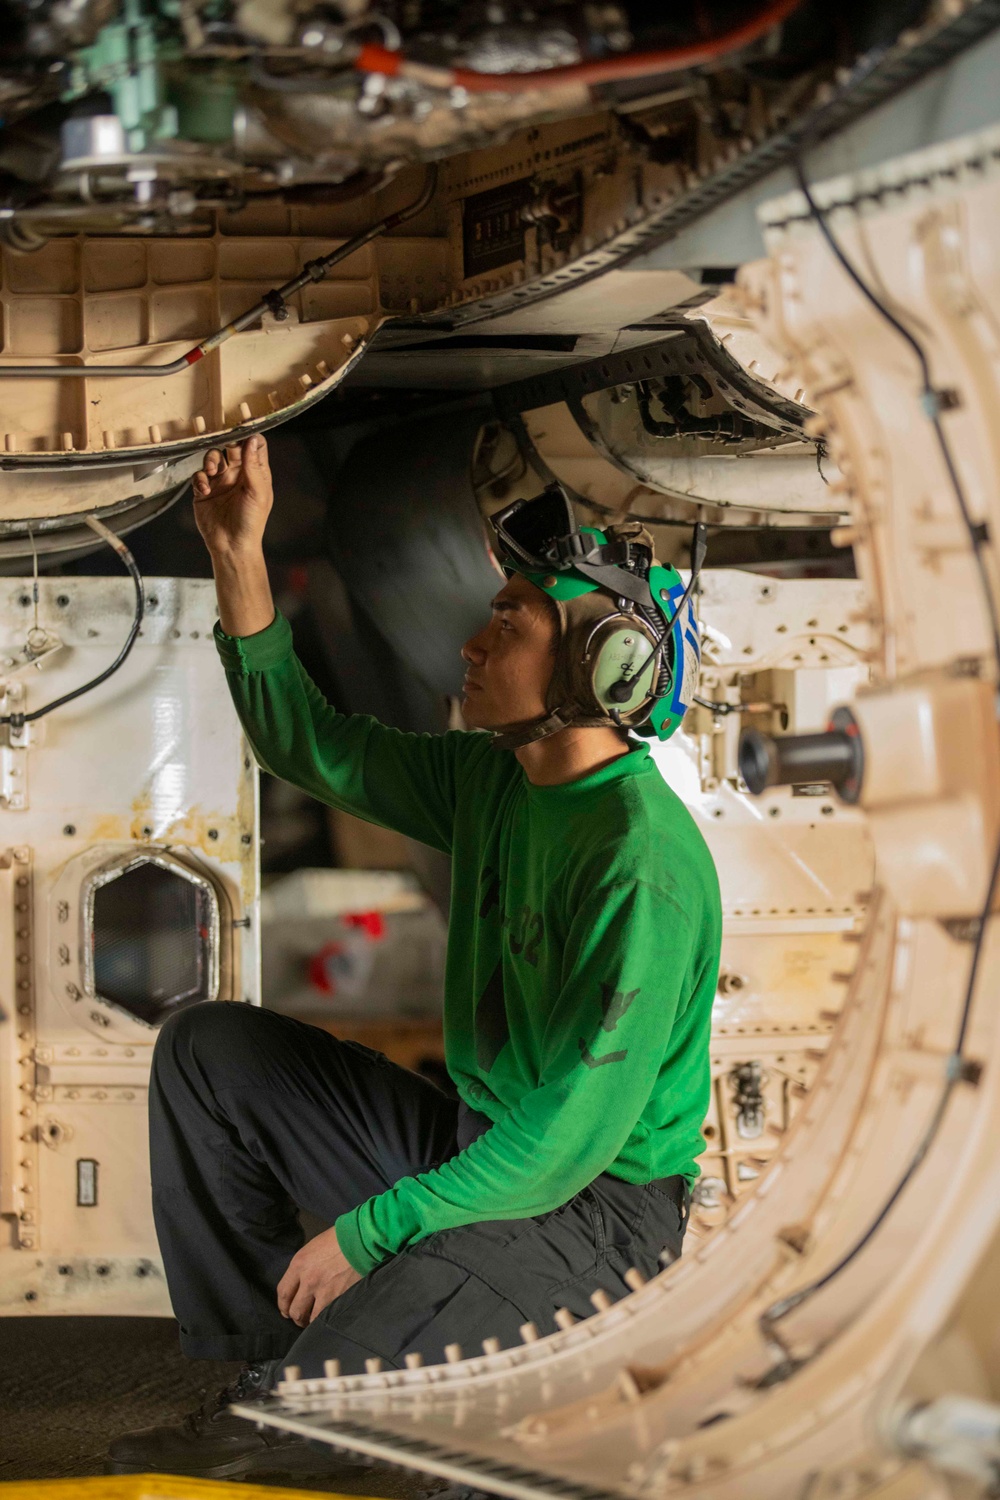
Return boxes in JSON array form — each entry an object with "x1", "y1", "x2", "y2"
[
  {"x1": 490, "y1": 709, "x2": 571, "y2": 752},
  {"x1": 490, "y1": 707, "x2": 625, "y2": 752}
]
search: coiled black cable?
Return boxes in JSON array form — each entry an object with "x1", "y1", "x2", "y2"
[{"x1": 0, "y1": 515, "x2": 145, "y2": 728}]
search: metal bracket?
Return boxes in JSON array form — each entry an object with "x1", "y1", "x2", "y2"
[{"x1": 0, "y1": 684, "x2": 28, "y2": 811}]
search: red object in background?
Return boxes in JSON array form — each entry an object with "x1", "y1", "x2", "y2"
[
  {"x1": 307, "y1": 912, "x2": 386, "y2": 995},
  {"x1": 308, "y1": 941, "x2": 343, "y2": 994},
  {"x1": 343, "y1": 911, "x2": 386, "y2": 940}
]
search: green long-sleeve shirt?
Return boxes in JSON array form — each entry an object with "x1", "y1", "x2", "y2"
[{"x1": 216, "y1": 611, "x2": 721, "y2": 1276}]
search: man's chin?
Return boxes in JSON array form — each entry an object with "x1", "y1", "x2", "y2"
[
  {"x1": 460, "y1": 698, "x2": 486, "y2": 729},
  {"x1": 461, "y1": 695, "x2": 503, "y2": 731}
]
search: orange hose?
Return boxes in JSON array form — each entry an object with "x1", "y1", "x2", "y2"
[{"x1": 356, "y1": 0, "x2": 803, "y2": 94}]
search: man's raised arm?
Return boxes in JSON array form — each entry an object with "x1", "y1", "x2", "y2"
[{"x1": 191, "y1": 435, "x2": 490, "y2": 854}]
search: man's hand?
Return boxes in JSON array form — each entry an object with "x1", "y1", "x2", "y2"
[
  {"x1": 192, "y1": 435, "x2": 274, "y2": 560},
  {"x1": 193, "y1": 435, "x2": 277, "y2": 638},
  {"x1": 277, "y1": 1226, "x2": 363, "y2": 1327}
]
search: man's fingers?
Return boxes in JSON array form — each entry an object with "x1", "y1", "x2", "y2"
[
  {"x1": 225, "y1": 444, "x2": 242, "y2": 468},
  {"x1": 276, "y1": 1266, "x2": 297, "y2": 1319},
  {"x1": 243, "y1": 434, "x2": 267, "y2": 466},
  {"x1": 192, "y1": 471, "x2": 211, "y2": 499},
  {"x1": 204, "y1": 449, "x2": 222, "y2": 476},
  {"x1": 288, "y1": 1285, "x2": 315, "y2": 1327}
]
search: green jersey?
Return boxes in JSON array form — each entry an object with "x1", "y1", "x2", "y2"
[{"x1": 216, "y1": 612, "x2": 722, "y2": 1276}]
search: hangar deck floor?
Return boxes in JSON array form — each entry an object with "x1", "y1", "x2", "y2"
[{"x1": 0, "y1": 1317, "x2": 437, "y2": 1496}]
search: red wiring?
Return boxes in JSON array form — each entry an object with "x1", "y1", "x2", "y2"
[{"x1": 356, "y1": 0, "x2": 803, "y2": 94}]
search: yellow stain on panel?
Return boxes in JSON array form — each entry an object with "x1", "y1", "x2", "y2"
[{"x1": 0, "y1": 1476, "x2": 383, "y2": 1500}]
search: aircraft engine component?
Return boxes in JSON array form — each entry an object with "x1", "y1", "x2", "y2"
[
  {"x1": 490, "y1": 324, "x2": 842, "y2": 528},
  {"x1": 656, "y1": 569, "x2": 872, "y2": 1240},
  {"x1": 0, "y1": 3, "x2": 991, "y2": 553},
  {"x1": 0, "y1": 0, "x2": 865, "y2": 243},
  {"x1": 233, "y1": 119, "x2": 1000, "y2": 1500},
  {"x1": 0, "y1": 576, "x2": 259, "y2": 1314},
  {"x1": 0, "y1": 110, "x2": 708, "y2": 552},
  {"x1": 739, "y1": 706, "x2": 865, "y2": 804}
]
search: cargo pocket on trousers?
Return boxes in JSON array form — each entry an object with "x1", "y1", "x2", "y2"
[
  {"x1": 317, "y1": 1249, "x2": 513, "y2": 1367},
  {"x1": 394, "y1": 1270, "x2": 512, "y2": 1367}
]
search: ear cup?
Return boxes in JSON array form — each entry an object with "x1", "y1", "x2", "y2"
[{"x1": 587, "y1": 621, "x2": 658, "y2": 716}]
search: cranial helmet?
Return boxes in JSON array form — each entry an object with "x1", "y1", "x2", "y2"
[{"x1": 489, "y1": 484, "x2": 705, "y2": 750}]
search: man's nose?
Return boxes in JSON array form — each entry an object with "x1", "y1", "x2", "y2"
[{"x1": 462, "y1": 636, "x2": 487, "y2": 665}]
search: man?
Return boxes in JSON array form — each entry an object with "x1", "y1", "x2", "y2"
[{"x1": 110, "y1": 434, "x2": 721, "y2": 1480}]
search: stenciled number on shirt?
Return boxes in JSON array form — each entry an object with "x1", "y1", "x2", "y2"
[{"x1": 577, "y1": 984, "x2": 640, "y2": 1069}]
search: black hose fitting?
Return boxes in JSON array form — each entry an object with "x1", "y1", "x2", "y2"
[{"x1": 739, "y1": 705, "x2": 863, "y2": 803}]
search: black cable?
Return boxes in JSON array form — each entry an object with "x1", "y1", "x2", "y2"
[
  {"x1": 693, "y1": 693, "x2": 740, "y2": 716},
  {"x1": 757, "y1": 157, "x2": 1000, "y2": 1370},
  {"x1": 659, "y1": 522, "x2": 708, "y2": 644},
  {"x1": 792, "y1": 156, "x2": 1000, "y2": 669},
  {"x1": 0, "y1": 516, "x2": 145, "y2": 727}
]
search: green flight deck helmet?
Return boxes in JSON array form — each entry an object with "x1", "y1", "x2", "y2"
[{"x1": 489, "y1": 485, "x2": 705, "y2": 751}]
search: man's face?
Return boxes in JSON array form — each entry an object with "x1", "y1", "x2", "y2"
[{"x1": 461, "y1": 574, "x2": 558, "y2": 730}]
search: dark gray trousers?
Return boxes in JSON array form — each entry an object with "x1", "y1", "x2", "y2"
[{"x1": 149, "y1": 1002, "x2": 687, "y2": 1374}]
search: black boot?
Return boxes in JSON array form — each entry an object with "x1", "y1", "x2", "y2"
[{"x1": 107, "y1": 1358, "x2": 341, "y2": 1479}]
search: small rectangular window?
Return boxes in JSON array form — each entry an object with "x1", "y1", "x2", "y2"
[{"x1": 76, "y1": 1159, "x2": 98, "y2": 1207}]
